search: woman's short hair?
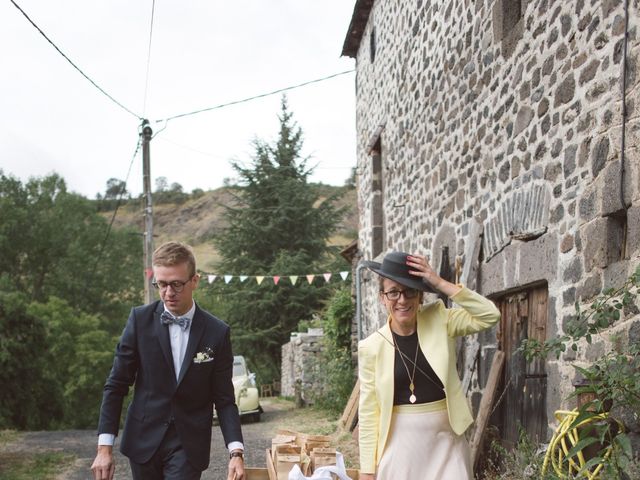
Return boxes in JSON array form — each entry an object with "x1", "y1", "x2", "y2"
[{"x1": 152, "y1": 242, "x2": 196, "y2": 278}]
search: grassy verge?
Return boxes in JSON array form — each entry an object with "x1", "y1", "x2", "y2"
[
  {"x1": 0, "y1": 430, "x2": 19, "y2": 444},
  {"x1": 0, "y1": 451, "x2": 75, "y2": 480},
  {"x1": 0, "y1": 430, "x2": 76, "y2": 480}
]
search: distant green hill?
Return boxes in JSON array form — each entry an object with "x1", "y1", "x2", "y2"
[{"x1": 101, "y1": 184, "x2": 357, "y2": 271}]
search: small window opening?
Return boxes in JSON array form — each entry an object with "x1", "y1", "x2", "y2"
[
  {"x1": 503, "y1": 0, "x2": 522, "y2": 34},
  {"x1": 610, "y1": 209, "x2": 628, "y2": 261},
  {"x1": 369, "y1": 27, "x2": 376, "y2": 63},
  {"x1": 371, "y1": 137, "x2": 384, "y2": 257},
  {"x1": 494, "y1": 0, "x2": 524, "y2": 57}
]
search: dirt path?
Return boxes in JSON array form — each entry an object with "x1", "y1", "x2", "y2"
[{"x1": 0, "y1": 398, "x2": 295, "y2": 480}]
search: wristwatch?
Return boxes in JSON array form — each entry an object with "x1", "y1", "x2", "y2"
[{"x1": 230, "y1": 450, "x2": 244, "y2": 460}]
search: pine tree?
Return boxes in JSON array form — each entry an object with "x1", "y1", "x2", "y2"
[{"x1": 205, "y1": 97, "x2": 345, "y2": 382}]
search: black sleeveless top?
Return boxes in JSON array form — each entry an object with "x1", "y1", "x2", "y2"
[{"x1": 392, "y1": 331, "x2": 445, "y2": 405}]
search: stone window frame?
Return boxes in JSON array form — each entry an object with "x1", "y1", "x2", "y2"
[
  {"x1": 367, "y1": 124, "x2": 386, "y2": 258},
  {"x1": 493, "y1": 0, "x2": 527, "y2": 58}
]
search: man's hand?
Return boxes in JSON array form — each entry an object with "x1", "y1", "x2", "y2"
[
  {"x1": 91, "y1": 445, "x2": 115, "y2": 480},
  {"x1": 227, "y1": 454, "x2": 245, "y2": 480},
  {"x1": 360, "y1": 474, "x2": 375, "y2": 480}
]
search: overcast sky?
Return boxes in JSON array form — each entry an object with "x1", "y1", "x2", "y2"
[{"x1": 1, "y1": 0, "x2": 357, "y2": 198}]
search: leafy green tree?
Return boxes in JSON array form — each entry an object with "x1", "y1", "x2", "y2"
[
  {"x1": 0, "y1": 171, "x2": 142, "y2": 429},
  {"x1": 0, "y1": 173, "x2": 28, "y2": 287},
  {"x1": 345, "y1": 166, "x2": 357, "y2": 188},
  {"x1": 27, "y1": 297, "x2": 118, "y2": 428},
  {"x1": 191, "y1": 188, "x2": 205, "y2": 199},
  {"x1": 155, "y1": 176, "x2": 169, "y2": 192},
  {"x1": 153, "y1": 177, "x2": 187, "y2": 204},
  {"x1": 0, "y1": 171, "x2": 142, "y2": 325},
  {"x1": 309, "y1": 287, "x2": 356, "y2": 413},
  {"x1": 203, "y1": 97, "x2": 346, "y2": 383},
  {"x1": 104, "y1": 178, "x2": 127, "y2": 199},
  {"x1": 0, "y1": 291, "x2": 64, "y2": 429},
  {"x1": 323, "y1": 286, "x2": 356, "y2": 351},
  {"x1": 96, "y1": 177, "x2": 129, "y2": 211}
]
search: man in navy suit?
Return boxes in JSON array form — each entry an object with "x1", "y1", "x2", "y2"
[{"x1": 91, "y1": 242, "x2": 245, "y2": 480}]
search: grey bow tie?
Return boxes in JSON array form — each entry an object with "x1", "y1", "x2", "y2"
[{"x1": 161, "y1": 311, "x2": 191, "y2": 330}]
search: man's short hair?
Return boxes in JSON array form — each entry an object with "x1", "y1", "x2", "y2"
[{"x1": 152, "y1": 242, "x2": 196, "y2": 278}]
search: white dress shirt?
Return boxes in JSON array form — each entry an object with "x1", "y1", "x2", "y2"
[{"x1": 167, "y1": 302, "x2": 195, "y2": 380}]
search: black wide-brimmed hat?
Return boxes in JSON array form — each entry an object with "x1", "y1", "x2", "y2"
[{"x1": 368, "y1": 251, "x2": 437, "y2": 293}]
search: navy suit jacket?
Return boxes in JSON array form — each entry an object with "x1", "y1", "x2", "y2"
[{"x1": 97, "y1": 301, "x2": 243, "y2": 471}]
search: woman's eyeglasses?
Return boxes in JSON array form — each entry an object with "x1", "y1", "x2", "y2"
[{"x1": 380, "y1": 288, "x2": 419, "y2": 301}]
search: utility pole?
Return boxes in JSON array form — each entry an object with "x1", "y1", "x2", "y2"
[{"x1": 141, "y1": 119, "x2": 155, "y2": 304}]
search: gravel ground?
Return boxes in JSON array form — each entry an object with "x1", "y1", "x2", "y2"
[{"x1": 1, "y1": 398, "x2": 292, "y2": 480}]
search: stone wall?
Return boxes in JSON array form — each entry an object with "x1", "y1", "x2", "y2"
[
  {"x1": 280, "y1": 329, "x2": 325, "y2": 402},
  {"x1": 349, "y1": 0, "x2": 640, "y2": 440}
]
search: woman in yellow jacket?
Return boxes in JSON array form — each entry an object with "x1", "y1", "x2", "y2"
[{"x1": 358, "y1": 251, "x2": 500, "y2": 480}]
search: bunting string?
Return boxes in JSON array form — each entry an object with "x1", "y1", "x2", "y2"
[{"x1": 200, "y1": 270, "x2": 350, "y2": 286}]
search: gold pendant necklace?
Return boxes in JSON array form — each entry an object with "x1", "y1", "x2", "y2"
[
  {"x1": 393, "y1": 333, "x2": 420, "y2": 404},
  {"x1": 376, "y1": 330, "x2": 445, "y2": 393}
]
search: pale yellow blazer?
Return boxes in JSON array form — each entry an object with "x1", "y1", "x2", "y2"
[{"x1": 357, "y1": 286, "x2": 500, "y2": 474}]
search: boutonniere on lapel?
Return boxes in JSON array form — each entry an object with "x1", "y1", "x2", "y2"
[{"x1": 193, "y1": 347, "x2": 214, "y2": 364}]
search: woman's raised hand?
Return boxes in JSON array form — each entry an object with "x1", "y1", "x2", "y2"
[{"x1": 406, "y1": 253, "x2": 461, "y2": 297}]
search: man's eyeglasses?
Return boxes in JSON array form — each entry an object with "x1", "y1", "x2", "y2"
[
  {"x1": 380, "y1": 288, "x2": 419, "y2": 301},
  {"x1": 152, "y1": 278, "x2": 192, "y2": 293}
]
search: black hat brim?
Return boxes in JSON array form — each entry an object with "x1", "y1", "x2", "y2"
[{"x1": 368, "y1": 262, "x2": 438, "y2": 294}]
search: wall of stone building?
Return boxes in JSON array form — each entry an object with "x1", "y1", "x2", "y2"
[
  {"x1": 351, "y1": 0, "x2": 640, "y2": 439},
  {"x1": 280, "y1": 330, "x2": 325, "y2": 402}
]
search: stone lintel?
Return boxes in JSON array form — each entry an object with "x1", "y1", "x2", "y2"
[{"x1": 479, "y1": 232, "x2": 558, "y2": 296}]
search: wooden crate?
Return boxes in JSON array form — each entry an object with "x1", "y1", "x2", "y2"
[
  {"x1": 273, "y1": 443, "x2": 302, "y2": 474},
  {"x1": 245, "y1": 467, "x2": 270, "y2": 480},
  {"x1": 310, "y1": 447, "x2": 336, "y2": 471},
  {"x1": 266, "y1": 449, "x2": 277, "y2": 480},
  {"x1": 271, "y1": 433, "x2": 297, "y2": 455},
  {"x1": 266, "y1": 449, "x2": 360, "y2": 480}
]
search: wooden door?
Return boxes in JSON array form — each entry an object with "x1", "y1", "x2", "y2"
[{"x1": 493, "y1": 285, "x2": 548, "y2": 447}]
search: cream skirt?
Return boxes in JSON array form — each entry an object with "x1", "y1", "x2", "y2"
[{"x1": 376, "y1": 399, "x2": 472, "y2": 480}]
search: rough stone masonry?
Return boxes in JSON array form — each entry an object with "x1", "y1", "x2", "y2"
[{"x1": 343, "y1": 0, "x2": 640, "y2": 447}]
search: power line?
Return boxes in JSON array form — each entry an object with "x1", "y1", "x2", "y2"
[
  {"x1": 142, "y1": 0, "x2": 156, "y2": 116},
  {"x1": 9, "y1": 0, "x2": 354, "y2": 134},
  {"x1": 9, "y1": 0, "x2": 142, "y2": 120},
  {"x1": 10, "y1": 1, "x2": 356, "y2": 192},
  {"x1": 155, "y1": 69, "x2": 355, "y2": 123}
]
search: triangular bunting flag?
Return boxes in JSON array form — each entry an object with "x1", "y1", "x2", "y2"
[
  {"x1": 200, "y1": 271, "x2": 349, "y2": 287},
  {"x1": 145, "y1": 268, "x2": 154, "y2": 279}
]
